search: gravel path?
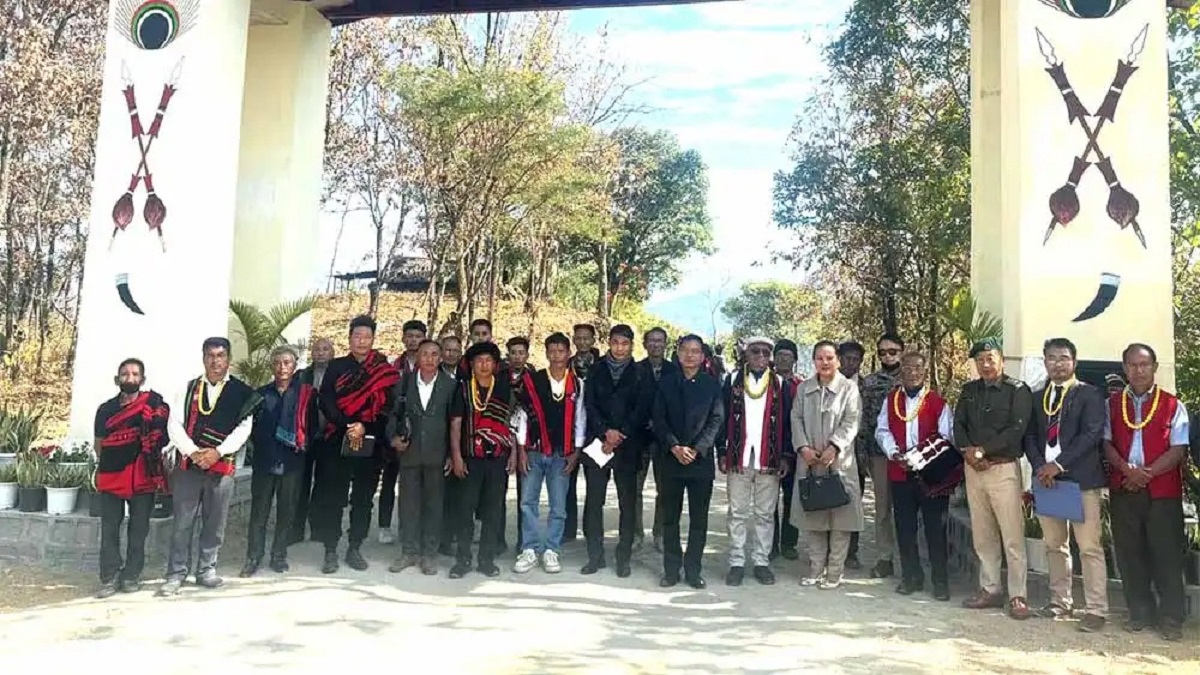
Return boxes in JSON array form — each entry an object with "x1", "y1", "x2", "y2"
[{"x1": 1, "y1": 477, "x2": 1197, "y2": 673}]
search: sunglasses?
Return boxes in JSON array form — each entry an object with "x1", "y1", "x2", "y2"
[{"x1": 747, "y1": 347, "x2": 771, "y2": 356}]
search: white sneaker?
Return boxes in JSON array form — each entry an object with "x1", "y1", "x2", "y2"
[
  {"x1": 514, "y1": 549, "x2": 538, "y2": 574},
  {"x1": 378, "y1": 529, "x2": 396, "y2": 545},
  {"x1": 800, "y1": 576, "x2": 822, "y2": 587},
  {"x1": 542, "y1": 550, "x2": 562, "y2": 574}
]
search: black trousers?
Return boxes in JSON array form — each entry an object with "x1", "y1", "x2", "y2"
[
  {"x1": 1110, "y1": 490, "x2": 1186, "y2": 626},
  {"x1": 378, "y1": 456, "x2": 400, "y2": 528},
  {"x1": 583, "y1": 453, "x2": 639, "y2": 564},
  {"x1": 246, "y1": 470, "x2": 301, "y2": 561},
  {"x1": 311, "y1": 446, "x2": 379, "y2": 550},
  {"x1": 660, "y1": 468, "x2": 714, "y2": 578},
  {"x1": 847, "y1": 472, "x2": 866, "y2": 559},
  {"x1": 457, "y1": 456, "x2": 508, "y2": 566},
  {"x1": 289, "y1": 452, "x2": 317, "y2": 542},
  {"x1": 890, "y1": 478, "x2": 949, "y2": 586},
  {"x1": 442, "y1": 474, "x2": 462, "y2": 550},
  {"x1": 773, "y1": 462, "x2": 799, "y2": 552},
  {"x1": 98, "y1": 491, "x2": 154, "y2": 584},
  {"x1": 565, "y1": 460, "x2": 581, "y2": 540},
  {"x1": 400, "y1": 463, "x2": 444, "y2": 558}
]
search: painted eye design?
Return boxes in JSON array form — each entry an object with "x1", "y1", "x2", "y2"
[
  {"x1": 114, "y1": 0, "x2": 200, "y2": 50},
  {"x1": 1037, "y1": 0, "x2": 1132, "y2": 18}
]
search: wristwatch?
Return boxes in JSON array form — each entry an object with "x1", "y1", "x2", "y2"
[{"x1": 973, "y1": 449, "x2": 984, "y2": 460}]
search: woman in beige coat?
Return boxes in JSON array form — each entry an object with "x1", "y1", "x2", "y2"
[{"x1": 790, "y1": 341, "x2": 863, "y2": 589}]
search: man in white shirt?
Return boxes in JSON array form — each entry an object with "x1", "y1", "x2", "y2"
[
  {"x1": 874, "y1": 351, "x2": 957, "y2": 601},
  {"x1": 160, "y1": 337, "x2": 258, "y2": 596},
  {"x1": 718, "y1": 337, "x2": 791, "y2": 586}
]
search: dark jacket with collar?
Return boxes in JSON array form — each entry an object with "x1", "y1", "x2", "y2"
[
  {"x1": 632, "y1": 358, "x2": 677, "y2": 447},
  {"x1": 584, "y1": 357, "x2": 650, "y2": 451},
  {"x1": 1023, "y1": 380, "x2": 1107, "y2": 490},
  {"x1": 386, "y1": 369, "x2": 457, "y2": 468},
  {"x1": 653, "y1": 368, "x2": 725, "y2": 477}
]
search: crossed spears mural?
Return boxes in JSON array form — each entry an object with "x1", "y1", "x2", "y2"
[{"x1": 1039, "y1": 23, "x2": 1149, "y2": 249}]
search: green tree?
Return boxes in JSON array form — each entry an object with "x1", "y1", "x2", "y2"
[
  {"x1": 228, "y1": 297, "x2": 317, "y2": 387},
  {"x1": 1168, "y1": 4, "x2": 1200, "y2": 406},
  {"x1": 720, "y1": 281, "x2": 824, "y2": 344}
]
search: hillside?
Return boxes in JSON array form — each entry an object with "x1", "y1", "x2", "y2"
[{"x1": 0, "y1": 291, "x2": 678, "y2": 439}]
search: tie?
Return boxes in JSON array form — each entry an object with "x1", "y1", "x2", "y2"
[{"x1": 1047, "y1": 385, "x2": 1063, "y2": 446}]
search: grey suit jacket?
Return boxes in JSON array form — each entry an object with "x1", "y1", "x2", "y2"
[
  {"x1": 386, "y1": 370, "x2": 456, "y2": 467},
  {"x1": 1023, "y1": 381, "x2": 1107, "y2": 490}
]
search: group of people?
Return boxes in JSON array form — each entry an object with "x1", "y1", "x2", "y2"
[{"x1": 89, "y1": 316, "x2": 1191, "y2": 641}]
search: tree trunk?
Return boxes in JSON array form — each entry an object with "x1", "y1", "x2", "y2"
[{"x1": 596, "y1": 242, "x2": 609, "y2": 318}]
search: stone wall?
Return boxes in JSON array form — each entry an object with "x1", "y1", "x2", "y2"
[{"x1": 0, "y1": 469, "x2": 253, "y2": 572}]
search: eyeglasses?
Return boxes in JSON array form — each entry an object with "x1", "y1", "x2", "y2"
[
  {"x1": 747, "y1": 348, "x2": 771, "y2": 356},
  {"x1": 879, "y1": 349, "x2": 901, "y2": 356}
]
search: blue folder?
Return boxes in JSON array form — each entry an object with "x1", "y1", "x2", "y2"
[{"x1": 1032, "y1": 479, "x2": 1085, "y2": 523}]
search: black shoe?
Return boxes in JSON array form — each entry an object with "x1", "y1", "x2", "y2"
[
  {"x1": 870, "y1": 560, "x2": 894, "y2": 579},
  {"x1": 239, "y1": 559, "x2": 261, "y2": 578},
  {"x1": 478, "y1": 562, "x2": 500, "y2": 577},
  {"x1": 345, "y1": 547, "x2": 369, "y2": 571},
  {"x1": 932, "y1": 584, "x2": 950, "y2": 602},
  {"x1": 96, "y1": 580, "x2": 119, "y2": 599},
  {"x1": 420, "y1": 558, "x2": 439, "y2": 576},
  {"x1": 580, "y1": 560, "x2": 606, "y2": 575},
  {"x1": 686, "y1": 574, "x2": 707, "y2": 590},
  {"x1": 389, "y1": 554, "x2": 418, "y2": 573},
  {"x1": 449, "y1": 562, "x2": 470, "y2": 578},
  {"x1": 1078, "y1": 614, "x2": 1106, "y2": 633},
  {"x1": 1123, "y1": 618, "x2": 1149, "y2": 633},
  {"x1": 844, "y1": 554, "x2": 861, "y2": 570},
  {"x1": 781, "y1": 547, "x2": 799, "y2": 561},
  {"x1": 269, "y1": 556, "x2": 289, "y2": 573},
  {"x1": 725, "y1": 567, "x2": 745, "y2": 587},
  {"x1": 769, "y1": 548, "x2": 780, "y2": 561},
  {"x1": 438, "y1": 543, "x2": 454, "y2": 556},
  {"x1": 659, "y1": 574, "x2": 679, "y2": 588},
  {"x1": 120, "y1": 578, "x2": 143, "y2": 594},
  {"x1": 753, "y1": 566, "x2": 776, "y2": 585},
  {"x1": 616, "y1": 561, "x2": 631, "y2": 578},
  {"x1": 195, "y1": 572, "x2": 224, "y2": 589},
  {"x1": 895, "y1": 579, "x2": 923, "y2": 595},
  {"x1": 322, "y1": 549, "x2": 339, "y2": 574},
  {"x1": 1159, "y1": 622, "x2": 1183, "y2": 642}
]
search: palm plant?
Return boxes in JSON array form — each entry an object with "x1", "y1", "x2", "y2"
[
  {"x1": 0, "y1": 405, "x2": 43, "y2": 455},
  {"x1": 945, "y1": 288, "x2": 1003, "y2": 350},
  {"x1": 228, "y1": 296, "x2": 317, "y2": 387}
]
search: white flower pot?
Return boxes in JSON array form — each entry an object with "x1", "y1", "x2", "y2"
[
  {"x1": 45, "y1": 486, "x2": 79, "y2": 515},
  {"x1": 1026, "y1": 537, "x2": 1049, "y2": 573},
  {"x1": 0, "y1": 482, "x2": 16, "y2": 509},
  {"x1": 54, "y1": 462, "x2": 90, "y2": 471}
]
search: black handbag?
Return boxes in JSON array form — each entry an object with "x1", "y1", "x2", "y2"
[{"x1": 798, "y1": 470, "x2": 851, "y2": 512}]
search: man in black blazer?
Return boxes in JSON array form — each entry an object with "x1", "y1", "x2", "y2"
[
  {"x1": 1023, "y1": 337, "x2": 1108, "y2": 632},
  {"x1": 654, "y1": 334, "x2": 725, "y2": 589}
]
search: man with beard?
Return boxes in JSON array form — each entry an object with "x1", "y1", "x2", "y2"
[
  {"x1": 1024, "y1": 338, "x2": 1108, "y2": 632},
  {"x1": 565, "y1": 323, "x2": 600, "y2": 541},
  {"x1": 241, "y1": 346, "x2": 315, "y2": 577},
  {"x1": 290, "y1": 337, "x2": 333, "y2": 545},
  {"x1": 875, "y1": 351, "x2": 958, "y2": 601},
  {"x1": 513, "y1": 332, "x2": 587, "y2": 574},
  {"x1": 654, "y1": 334, "x2": 724, "y2": 589},
  {"x1": 771, "y1": 338, "x2": 802, "y2": 561},
  {"x1": 836, "y1": 340, "x2": 868, "y2": 570},
  {"x1": 581, "y1": 324, "x2": 649, "y2": 577},
  {"x1": 718, "y1": 337, "x2": 791, "y2": 586},
  {"x1": 387, "y1": 340, "x2": 456, "y2": 576},
  {"x1": 860, "y1": 334, "x2": 904, "y2": 579},
  {"x1": 448, "y1": 341, "x2": 523, "y2": 578},
  {"x1": 635, "y1": 327, "x2": 675, "y2": 552},
  {"x1": 1104, "y1": 343, "x2": 1189, "y2": 641},
  {"x1": 955, "y1": 338, "x2": 1034, "y2": 620},
  {"x1": 93, "y1": 358, "x2": 170, "y2": 598},
  {"x1": 161, "y1": 337, "x2": 260, "y2": 595},
  {"x1": 313, "y1": 315, "x2": 400, "y2": 574},
  {"x1": 378, "y1": 320, "x2": 428, "y2": 546}
]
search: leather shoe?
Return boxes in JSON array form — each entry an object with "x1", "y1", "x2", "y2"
[
  {"x1": 269, "y1": 556, "x2": 289, "y2": 573},
  {"x1": 580, "y1": 560, "x2": 606, "y2": 575},
  {"x1": 844, "y1": 554, "x2": 862, "y2": 570},
  {"x1": 345, "y1": 547, "x2": 369, "y2": 571},
  {"x1": 1078, "y1": 614, "x2": 1106, "y2": 633},
  {"x1": 932, "y1": 584, "x2": 950, "y2": 602},
  {"x1": 781, "y1": 547, "x2": 799, "y2": 561},
  {"x1": 870, "y1": 560, "x2": 894, "y2": 579},
  {"x1": 96, "y1": 580, "x2": 119, "y2": 599},
  {"x1": 1123, "y1": 618, "x2": 1149, "y2": 633},
  {"x1": 448, "y1": 563, "x2": 470, "y2": 578},
  {"x1": 1160, "y1": 621, "x2": 1183, "y2": 642},
  {"x1": 120, "y1": 578, "x2": 143, "y2": 594},
  {"x1": 616, "y1": 561, "x2": 631, "y2": 578},
  {"x1": 420, "y1": 558, "x2": 439, "y2": 575},
  {"x1": 478, "y1": 562, "x2": 500, "y2": 577},
  {"x1": 659, "y1": 574, "x2": 679, "y2": 588},
  {"x1": 1008, "y1": 596, "x2": 1033, "y2": 620},
  {"x1": 895, "y1": 580, "x2": 923, "y2": 595},
  {"x1": 725, "y1": 567, "x2": 745, "y2": 587},
  {"x1": 389, "y1": 554, "x2": 418, "y2": 573},
  {"x1": 686, "y1": 575, "x2": 707, "y2": 590},
  {"x1": 753, "y1": 566, "x2": 775, "y2": 585},
  {"x1": 195, "y1": 572, "x2": 224, "y2": 589},
  {"x1": 322, "y1": 549, "x2": 339, "y2": 574},
  {"x1": 239, "y1": 559, "x2": 260, "y2": 578},
  {"x1": 961, "y1": 589, "x2": 1005, "y2": 610}
]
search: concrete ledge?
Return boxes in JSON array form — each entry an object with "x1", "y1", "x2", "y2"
[{"x1": 0, "y1": 469, "x2": 253, "y2": 572}]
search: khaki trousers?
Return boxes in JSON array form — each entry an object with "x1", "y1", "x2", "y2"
[
  {"x1": 964, "y1": 460, "x2": 1027, "y2": 598},
  {"x1": 1039, "y1": 488, "x2": 1108, "y2": 615},
  {"x1": 807, "y1": 530, "x2": 852, "y2": 581},
  {"x1": 868, "y1": 454, "x2": 894, "y2": 562}
]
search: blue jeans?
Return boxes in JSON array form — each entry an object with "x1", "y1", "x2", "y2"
[{"x1": 520, "y1": 453, "x2": 568, "y2": 554}]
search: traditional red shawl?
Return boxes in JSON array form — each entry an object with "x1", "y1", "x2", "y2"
[
  {"x1": 327, "y1": 350, "x2": 399, "y2": 437},
  {"x1": 97, "y1": 391, "x2": 169, "y2": 498}
]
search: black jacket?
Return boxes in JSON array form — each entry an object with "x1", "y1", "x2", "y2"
[
  {"x1": 584, "y1": 358, "x2": 651, "y2": 449},
  {"x1": 1023, "y1": 381, "x2": 1107, "y2": 490},
  {"x1": 653, "y1": 368, "x2": 725, "y2": 476},
  {"x1": 632, "y1": 358, "x2": 677, "y2": 446}
]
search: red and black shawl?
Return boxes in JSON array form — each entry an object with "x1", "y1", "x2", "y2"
[
  {"x1": 460, "y1": 376, "x2": 515, "y2": 459},
  {"x1": 95, "y1": 391, "x2": 170, "y2": 499},
  {"x1": 326, "y1": 350, "x2": 400, "y2": 437},
  {"x1": 722, "y1": 370, "x2": 788, "y2": 472},
  {"x1": 521, "y1": 369, "x2": 580, "y2": 457}
]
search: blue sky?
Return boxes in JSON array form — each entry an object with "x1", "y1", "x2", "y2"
[{"x1": 319, "y1": 0, "x2": 850, "y2": 332}]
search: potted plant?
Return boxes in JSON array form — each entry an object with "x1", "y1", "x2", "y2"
[
  {"x1": 44, "y1": 465, "x2": 83, "y2": 515},
  {"x1": 50, "y1": 440, "x2": 93, "y2": 470},
  {"x1": 75, "y1": 461, "x2": 97, "y2": 515},
  {"x1": 15, "y1": 449, "x2": 47, "y2": 512},
  {"x1": 1186, "y1": 520, "x2": 1200, "y2": 586},
  {"x1": 0, "y1": 405, "x2": 42, "y2": 468},
  {"x1": 1023, "y1": 498, "x2": 1049, "y2": 573},
  {"x1": 0, "y1": 461, "x2": 17, "y2": 509}
]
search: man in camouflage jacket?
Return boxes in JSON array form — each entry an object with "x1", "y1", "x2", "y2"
[{"x1": 858, "y1": 335, "x2": 905, "y2": 579}]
